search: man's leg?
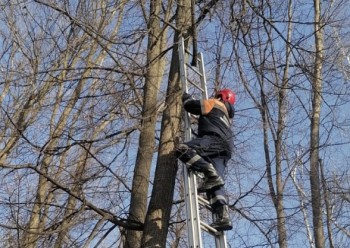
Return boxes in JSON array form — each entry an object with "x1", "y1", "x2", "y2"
[
  {"x1": 205, "y1": 157, "x2": 232, "y2": 231},
  {"x1": 176, "y1": 142, "x2": 224, "y2": 191},
  {"x1": 197, "y1": 155, "x2": 226, "y2": 192}
]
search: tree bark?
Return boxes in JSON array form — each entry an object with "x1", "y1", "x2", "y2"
[
  {"x1": 141, "y1": 0, "x2": 192, "y2": 247},
  {"x1": 274, "y1": 1, "x2": 293, "y2": 247},
  {"x1": 125, "y1": 0, "x2": 168, "y2": 247},
  {"x1": 309, "y1": 0, "x2": 325, "y2": 247}
]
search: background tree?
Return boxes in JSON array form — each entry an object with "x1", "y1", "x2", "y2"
[
  {"x1": 124, "y1": 0, "x2": 171, "y2": 246},
  {"x1": 210, "y1": 0, "x2": 350, "y2": 247},
  {"x1": 309, "y1": 0, "x2": 326, "y2": 247},
  {"x1": 140, "y1": 0, "x2": 192, "y2": 246},
  {"x1": 1, "y1": 1, "x2": 144, "y2": 247}
]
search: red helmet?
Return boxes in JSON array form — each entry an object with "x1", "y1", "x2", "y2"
[{"x1": 216, "y1": 89, "x2": 236, "y2": 104}]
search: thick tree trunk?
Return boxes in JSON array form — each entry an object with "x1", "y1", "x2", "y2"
[
  {"x1": 125, "y1": 0, "x2": 168, "y2": 247},
  {"x1": 141, "y1": 0, "x2": 192, "y2": 247},
  {"x1": 140, "y1": 36, "x2": 182, "y2": 248}
]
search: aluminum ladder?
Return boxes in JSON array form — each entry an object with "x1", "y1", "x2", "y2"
[{"x1": 178, "y1": 37, "x2": 228, "y2": 248}]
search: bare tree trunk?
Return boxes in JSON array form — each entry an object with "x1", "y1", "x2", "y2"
[
  {"x1": 319, "y1": 159, "x2": 335, "y2": 248},
  {"x1": 291, "y1": 162, "x2": 316, "y2": 248},
  {"x1": 309, "y1": 0, "x2": 325, "y2": 247},
  {"x1": 125, "y1": 0, "x2": 169, "y2": 246},
  {"x1": 274, "y1": 2, "x2": 293, "y2": 247},
  {"x1": 141, "y1": 0, "x2": 192, "y2": 246},
  {"x1": 235, "y1": 2, "x2": 290, "y2": 245}
]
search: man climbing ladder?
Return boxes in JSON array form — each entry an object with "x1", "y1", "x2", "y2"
[{"x1": 176, "y1": 88, "x2": 236, "y2": 231}]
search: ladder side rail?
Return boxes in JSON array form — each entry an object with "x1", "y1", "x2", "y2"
[
  {"x1": 179, "y1": 37, "x2": 203, "y2": 248},
  {"x1": 197, "y1": 53, "x2": 208, "y2": 100},
  {"x1": 178, "y1": 38, "x2": 192, "y2": 143},
  {"x1": 216, "y1": 233, "x2": 228, "y2": 248},
  {"x1": 188, "y1": 170, "x2": 202, "y2": 247},
  {"x1": 183, "y1": 163, "x2": 203, "y2": 247}
]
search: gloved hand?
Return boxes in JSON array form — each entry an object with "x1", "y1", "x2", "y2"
[{"x1": 182, "y1": 92, "x2": 192, "y2": 102}]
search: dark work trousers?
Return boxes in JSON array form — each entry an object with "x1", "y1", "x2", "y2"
[
  {"x1": 177, "y1": 135, "x2": 230, "y2": 209},
  {"x1": 206, "y1": 156, "x2": 227, "y2": 209}
]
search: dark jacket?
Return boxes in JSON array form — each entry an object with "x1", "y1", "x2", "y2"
[{"x1": 183, "y1": 96, "x2": 234, "y2": 155}]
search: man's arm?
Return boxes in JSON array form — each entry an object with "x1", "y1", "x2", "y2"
[
  {"x1": 182, "y1": 92, "x2": 202, "y2": 115},
  {"x1": 182, "y1": 93, "x2": 216, "y2": 115}
]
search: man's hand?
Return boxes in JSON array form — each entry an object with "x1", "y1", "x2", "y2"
[{"x1": 182, "y1": 92, "x2": 192, "y2": 103}]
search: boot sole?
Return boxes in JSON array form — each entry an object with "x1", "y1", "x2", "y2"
[
  {"x1": 197, "y1": 182, "x2": 224, "y2": 193},
  {"x1": 215, "y1": 226, "x2": 233, "y2": 231}
]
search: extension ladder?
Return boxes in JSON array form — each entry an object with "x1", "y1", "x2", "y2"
[{"x1": 178, "y1": 37, "x2": 228, "y2": 248}]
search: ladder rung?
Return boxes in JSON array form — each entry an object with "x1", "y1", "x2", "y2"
[
  {"x1": 185, "y1": 49, "x2": 203, "y2": 64},
  {"x1": 185, "y1": 47, "x2": 192, "y2": 55},
  {"x1": 200, "y1": 221, "x2": 221, "y2": 236},
  {"x1": 186, "y1": 62, "x2": 203, "y2": 77},
  {"x1": 185, "y1": 48, "x2": 195, "y2": 58},
  {"x1": 186, "y1": 78, "x2": 205, "y2": 92},
  {"x1": 198, "y1": 195, "x2": 211, "y2": 209}
]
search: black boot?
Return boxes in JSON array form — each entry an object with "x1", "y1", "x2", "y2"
[
  {"x1": 197, "y1": 164, "x2": 224, "y2": 192},
  {"x1": 210, "y1": 205, "x2": 232, "y2": 231}
]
